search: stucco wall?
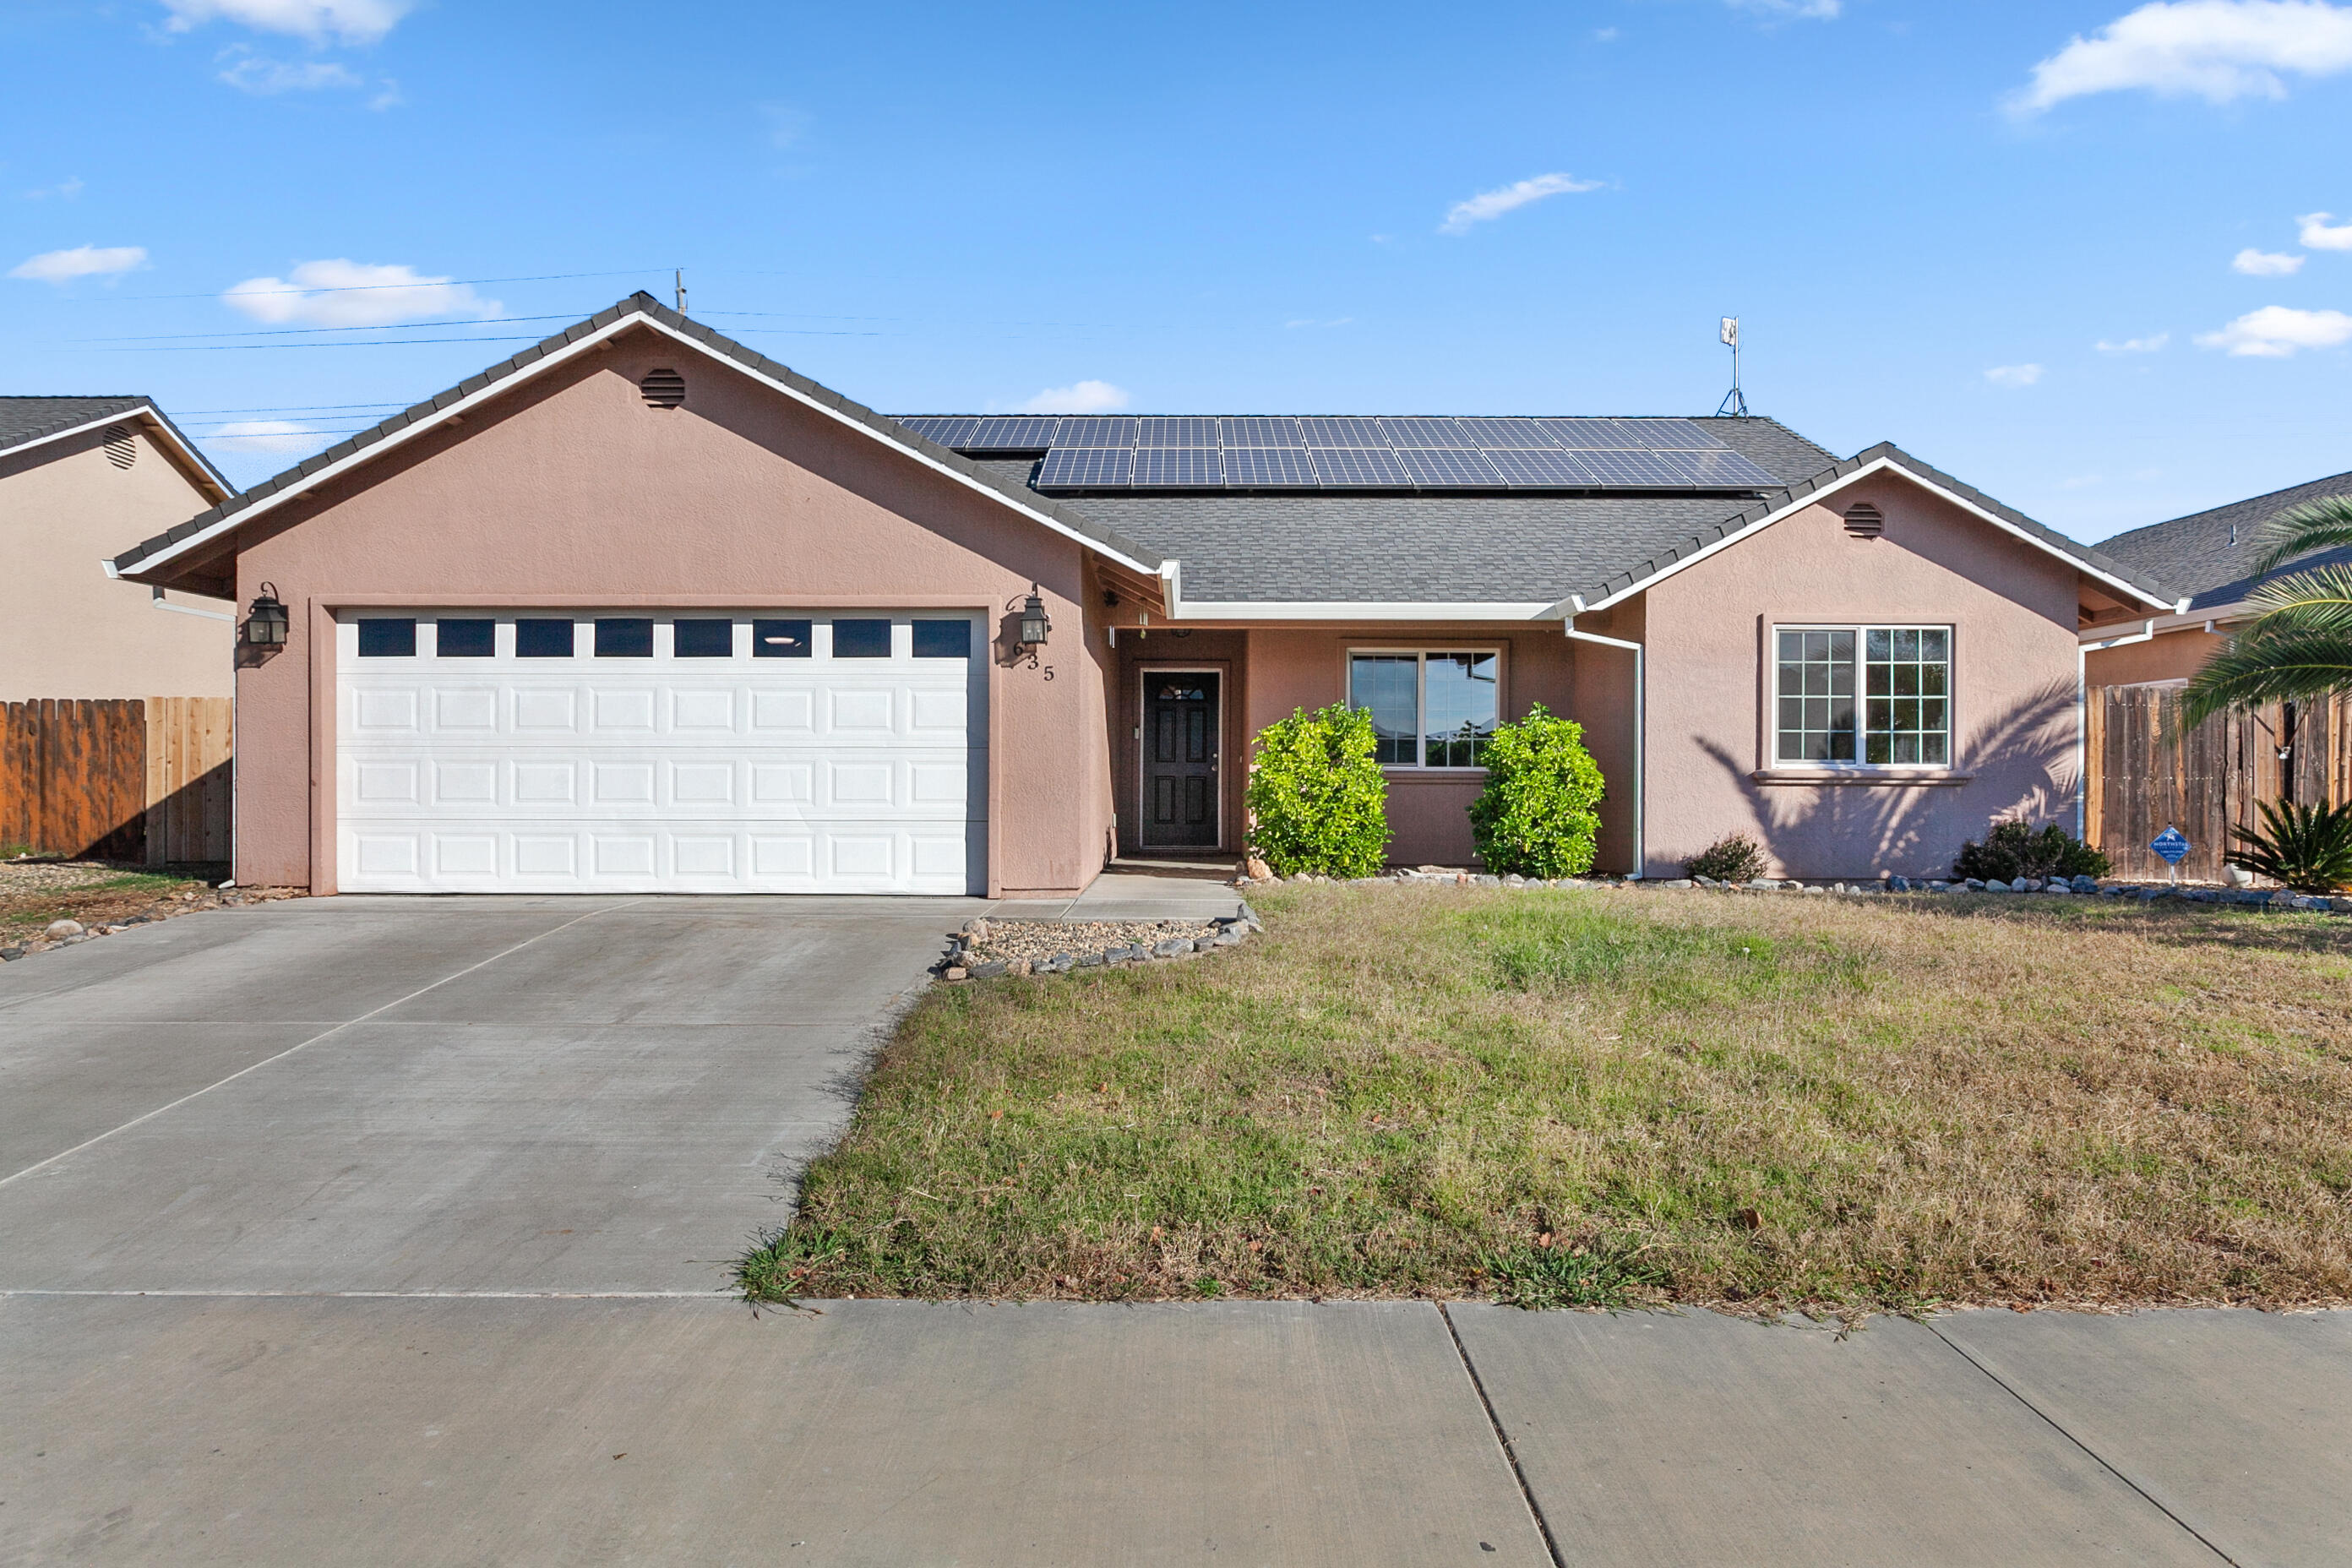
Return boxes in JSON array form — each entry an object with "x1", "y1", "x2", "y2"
[
  {"x1": 231, "y1": 329, "x2": 1108, "y2": 896},
  {"x1": 1641, "y1": 478, "x2": 2084, "y2": 879},
  {"x1": 2085, "y1": 624, "x2": 2224, "y2": 687},
  {"x1": 1227, "y1": 626, "x2": 1589, "y2": 868},
  {"x1": 0, "y1": 426, "x2": 230, "y2": 700}
]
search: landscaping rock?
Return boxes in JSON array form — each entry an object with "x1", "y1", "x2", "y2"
[
  {"x1": 2224, "y1": 864, "x2": 2255, "y2": 888},
  {"x1": 1152, "y1": 938, "x2": 1195, "y2": 957},
  {"x1": 943, "y1": 966, "x2": 969, "y2": 982},
  {"x1": 1245, "y1": 856, "x2": 1272, "y2": 881},
  {"x1": 970, "y1": 961, "x2": 1010, "y2": 979},
  {"x1": 1663, "y1": 879, "x2": 1695, "y2": 890},
  {"x1": 2071, "y1": 875, "x2": 2099, "y2": 893},
  {"x1": 42, "y1": 919, "x2": 84, "y2": 940}
]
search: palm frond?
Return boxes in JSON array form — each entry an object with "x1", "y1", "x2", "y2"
[
  {"x1": 2243, "y1": 563, "x2": 2352, "y2": 633},
  {"x1": 2254, "y1": 495, "x2": 2352, "y2": 574},
  {"x1": 2180, "y1": 623, "x2": 2352, "y2": 729}
]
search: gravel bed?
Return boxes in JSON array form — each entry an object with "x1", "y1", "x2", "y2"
[
  {"x1": 941, "y1": 914, "x2": 1255, "y2": 981},
  {"x1": 0, "y1": 859, "x2": 142, "y2": 894}
]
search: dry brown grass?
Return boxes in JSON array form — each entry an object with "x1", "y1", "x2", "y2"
[{"x1": 742, "y1": 884, "x2": 2352, "y2": 1312}]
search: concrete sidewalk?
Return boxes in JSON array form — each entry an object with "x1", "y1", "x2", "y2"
[{"x1": 5, "y1": 1296, "x2": 2346, "y2": 1565}]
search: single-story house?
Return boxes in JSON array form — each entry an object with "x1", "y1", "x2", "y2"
[
  {"x1": 2082, "y1": 468, "x2": 2352, "y2": 688},
  {"x1": 3, "y1": 396, "x2": 237, "y2": 702},
  {"x1": 110, "y1": 293, "x2": 2186, "y2": 897}
]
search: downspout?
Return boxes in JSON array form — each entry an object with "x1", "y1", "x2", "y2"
[
  {"x1": 2076, "y1": 618, "x2": 2156, "y2": 838},
  {"x1": 1563, "y1": 617, "x2": 1645, "y2": 879}
]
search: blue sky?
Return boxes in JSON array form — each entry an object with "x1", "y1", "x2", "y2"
[{"x1": 7, "y1": 0, "x2": 2352, "y2": 541}]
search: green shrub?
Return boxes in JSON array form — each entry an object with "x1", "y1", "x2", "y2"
[
  {"x1": 2231, "y1": 800, "x2": 2352, "y2": 894},
  {"x1": 1244, "y1": 703, "x2": 1391, "y2": 877},
  {"x1": 1467, "y1": 705, "x2": 1604, "y2": 878},
  {"x1": 1685, "y1": 831, "x2": 1767, "y2": 883},
  {"x1": 1952, "y1": 820, "x2": 2110, "y2": 883}
]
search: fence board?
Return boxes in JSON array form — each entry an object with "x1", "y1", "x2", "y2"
[
  {"x1": 144, "y1": 696, "x2": 234, "y2": 866},
  {"x1": 2088, "y1": 688, "x2": 2352, "y2": 880},
  {"x1": 0, "y1": 700, "x2": 148, "y2": 859}
]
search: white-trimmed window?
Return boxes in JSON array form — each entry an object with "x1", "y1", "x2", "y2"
[
  {"x1": 1348, "y1": 651, "x2": 1499, "y2": 767},
  {"x1": 1774, "y1": 625, "x2": 1952, "y2": 766}
]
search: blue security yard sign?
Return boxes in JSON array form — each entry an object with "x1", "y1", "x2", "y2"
[{"x1": 2150, "y1": 826, "x2": 2191, "y2": 866}]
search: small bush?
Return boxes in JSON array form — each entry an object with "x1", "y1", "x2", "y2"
[
  {"x1": 1244, "y1": 703, "x2": 1391, "y2": 877},
  {"x1": 1952, "y1": 821, "x2": 2110, "y2": 883},
  {"x1": 1685, "y1": 831, "x2": 1767, "y2": 884},
  {"x1": 1467, "y1": 705, "x2": 1604, "y2": 878},
  {"x1": 2231, "y1": 800, "x2": 2352, "y2": 894}
]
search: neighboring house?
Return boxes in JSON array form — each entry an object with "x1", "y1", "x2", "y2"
[
  {"x1": 2082, "y1": 469, "x2": 2352, "y2": 687},
  {"x1": 2, "y1": 397, "x2": 237, "y2": 701},
  {"x1": 110, "y1": 294, "x2": 2182, "y2": 897}
]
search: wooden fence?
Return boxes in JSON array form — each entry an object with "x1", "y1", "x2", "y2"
[
  {"x1": 0, "y1": 698, "x2": 232, "y2": 865},
  {"x1": 2086, "y1": 686, "x2": 2352, "y2": 881}
]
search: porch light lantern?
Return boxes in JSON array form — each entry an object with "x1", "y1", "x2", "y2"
[
  {"x1": 1018, "y1": 586, "x2": 1051, "y2": 650},
  {"x1": 242, "y1": 583, "x2": 289, "y2": 648}
]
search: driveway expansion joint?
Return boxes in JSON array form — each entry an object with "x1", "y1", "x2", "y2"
[{"x1": 1440, "y1": 1301, "x2": 1569, "y2": 1568}]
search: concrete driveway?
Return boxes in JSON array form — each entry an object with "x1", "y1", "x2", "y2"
[{"x1": 0, "y1": 895, "x2": 981, "y2": 1294}]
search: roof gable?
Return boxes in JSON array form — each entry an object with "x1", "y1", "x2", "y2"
[
  {"x1": 111, "y1": 294, "x2": 1166, "y2": 588},
  {"x1": 1, "y1": 396, "x2": 232, "y2": 498}
]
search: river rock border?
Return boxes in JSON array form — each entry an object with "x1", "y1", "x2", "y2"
[
  {"x1": 1238, "y1": 866, "x2": 2352, "y2": 915},
  {"x1": 940, "y1": 908, "x2": 1262, "y2": 983},
  {"x1": 0, "y1": 885, "x2": 304, "y2": 963}
]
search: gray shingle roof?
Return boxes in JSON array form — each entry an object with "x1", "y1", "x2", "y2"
[
  {"x1": 112, "y1": 294, "x2": 1157, "y2": 579},
  {"x1": 2, "y1": 395, "x2": 150, "y2": 454},
  {"x1": 2093, "y1": 469, "x2": 2352, "y2": 612}
]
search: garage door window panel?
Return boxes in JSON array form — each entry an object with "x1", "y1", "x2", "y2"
[
  {"x1": 436, "y1": 618, "x2": 495, "y2": 657},
  {"x1": 358, "y1": 619, "x2": 417, "y2": 658},
  {"x1": 516, "y1": 619, "x2": 576, "y2": 658},
  {"x1": 833, "y1": 618, "x2": 892, "y2": 659},
  {"x1": 754, "y1": 618, "x2": 812, "y2": 658},
  {"x1": 674, "y1": 618, "x2": 735, "y2": 658},
  {"x1": 596, "y1": 618, "x2": 654, "y2": 657}
]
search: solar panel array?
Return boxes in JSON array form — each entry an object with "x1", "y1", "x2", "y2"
[{"x1": 893, "y1": 414, "x2": 1778, "y2": 492}]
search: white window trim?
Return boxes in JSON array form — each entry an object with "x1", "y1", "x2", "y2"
[
  {"x1": 1348, "y1": 646, "x2": 1503, "y2": 771},
  {"x1": 1771, "y1": 622, "x2": 1956, "y2": 770}
]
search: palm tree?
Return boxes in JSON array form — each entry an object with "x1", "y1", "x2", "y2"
[{"x1": 2180, "y1": 496, "x2": 2352, "y2": 728}]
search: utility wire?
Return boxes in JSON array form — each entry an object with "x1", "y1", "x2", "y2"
[{"x1": 57, "y1": 268, "x2": 668, "y2": 304}]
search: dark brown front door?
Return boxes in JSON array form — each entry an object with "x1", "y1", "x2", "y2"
[{"x1": 1143, "y1": 672, "x2": 1219, "y2": 848}]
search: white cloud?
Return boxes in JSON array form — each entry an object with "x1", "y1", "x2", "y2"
[
  {"x1": 1729, "y1": 0, "x2": 1841, "y2": 17},
  {"x1": 218, "y1": 52, "x2": 361, "y2": 92},
  {"x1": 222, "y1": 259, "x2": 503, "y2": 327},
  {"x1": 22, "y1": 177, "x2": 84, "y2": 201},
  {"x1": 2195, "y1": 303, "x2": 2352, "y2": 354},
  {"x1": 1985, "y1": 363, "x2": 2044, "y2": 386},
  {"x1": 2012, "y1": 1, "x2": 2352, "y2": 115},
  {"x1": 161, "y1": 0, "x2": 411, "y2": 45},
  {"x1": 1593, "y1": 26, "x2": 1620, "y2": 41},
  {"x1": 368, "y1": 77, "x2": 401, "y2": 110},
  {"x1": 2297, "y1": 210, "x2": 2352, "y2": 248},
  {"x1": 2233, "y1": 247, "x2": 2306, "y2": 274},
  {"x1": 1439, "y1": 172, "x2": 1604, "y2": 235},
  {"x1": 206, "y1": 419, "x2": 325, "y2": 451},
  {"x1": 9, "y1": 244, "x2": 148, "y2": 283},
  {"x1": 1015, "y1": 380, "x2": 1130, "y2": 415},
  {"x1": 2096, "y1": 331, "x2": 2171, "y2": 351}
]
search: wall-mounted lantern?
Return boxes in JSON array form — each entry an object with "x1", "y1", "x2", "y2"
[
  {"x1": 1018, "y1": 586, "x2": 1052, "y2": 650},
  {"x1": 242, "y1": 583, "x2": 289, "y2": 649}
]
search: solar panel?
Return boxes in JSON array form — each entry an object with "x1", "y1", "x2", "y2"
[
  {"x1": 1299, "y1": 416, "x2": 1386, "y2": 446},
  {"x1": 1454, "y1": 417, "x2": 1560, "y2": 449},
  {"x1": 1484, "y1": 450, "x2": 1601, "y2": 487},
  {"x1": 1035, "y1": 447, "x2": 1135, "y2": 487},
  {"x1": 1222, "y1": 448, "x2": 1318, "y2": 487},
  {"x1": 961, "y1": 416, "x2": 1062, "y2": 450},
  {"x1": 1395, "y1": 448, "x2": 1503, "y2": 487},
  {"x1": 1135, "y1": 416, "x2": 1219, "y2": 447},
  {"x1": 1380, "y1": 417, "x2": 1473, "y2": 448},
  {"x1": 1542, "y1": 416, "x2": 1726, "y2": 450},
  {"x1": 1132, "y1": 448, "x2": 1224, "y2": 486},
  {"x1": 895, "y1": 416, "x2": 977, "y2": 447},
  {"x1": 1053, "y1": 416, "x2": 1137, "y2": 448},
  {"x1": 1647, "y1": 448, "x2": 1778, "y2": 486},
  {"x1": 1221, "y1": 416, "x2": 1304, "y2": 447},
  {"x1": 1310, "y1": 448, "x2": 1412, "y2": 487}
]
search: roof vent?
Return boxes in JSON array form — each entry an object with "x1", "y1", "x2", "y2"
[
  {"x1": 1842, "y1": 501, "x2": 1884, "y2": 538},
  {"x1": 640, "y1": 368, "x2": 686, "y2": 409},
  {"x1": 102, "y1": 425, "x2": 136, "y2": 470}
]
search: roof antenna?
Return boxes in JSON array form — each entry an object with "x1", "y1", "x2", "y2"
[
  {"x1": 1715, "y1": 317, "x2": 1749, "y2": 417},
  {"x1": 674, "y1": 268, "x2": 688, "y2": 315}
]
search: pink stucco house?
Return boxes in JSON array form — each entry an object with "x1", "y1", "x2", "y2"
[{"x1": 110, "y1": 294, "x2": 2185, "y2": 897}]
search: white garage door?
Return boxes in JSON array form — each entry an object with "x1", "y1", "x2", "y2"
[{"x1": 335, "y1": 612, "x2": 986, "y2": 894}]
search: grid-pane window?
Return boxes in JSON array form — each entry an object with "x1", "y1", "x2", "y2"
[
  {"x1": 1865, "y1": 628, "x2": 1951, "y2": 765},
  {"x1": 1348, "y1": 651, "x2": 1500, "y2": 768},
  {"x1": 1775, "y1": 625, "x2": 1950, "y2": 766},
  {"x1": 1776, "y1": 629, "x2": 1855, "y2": 762}
]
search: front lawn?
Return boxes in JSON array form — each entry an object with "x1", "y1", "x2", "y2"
[{"x1": 741, "y1": 884, "x2": 2352, "y2": 1313}]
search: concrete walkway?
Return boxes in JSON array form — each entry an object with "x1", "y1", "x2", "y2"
[{"x1": 3, "y1": 896, "x2": 2348, "y2": 1565}]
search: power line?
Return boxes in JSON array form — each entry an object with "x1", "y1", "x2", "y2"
[
  {"x1": 59, "y1": 268, "x2": 669, "y2": 304},
  {"x1": 76, "y1": 314, "x2": 593, "y2": 344},
  {"x1": 88, "y1": 324, "x2": 889, "y2": 351}
]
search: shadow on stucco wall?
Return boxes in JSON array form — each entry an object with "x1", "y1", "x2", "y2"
[{"x1": 1685, "y1": 678, "x2": 2082, "y2": 879}]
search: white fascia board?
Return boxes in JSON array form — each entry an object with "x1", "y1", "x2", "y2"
[
  {"x1": 1551, "y1": 457, "x2": 2181, "y2": 618},
  {"x1": 1168, "y1": 599, "x2": 1554, "y2": 621},
  {"x1": 121, "y1": 311, "x2": 1171, "y2": 582},
  {"x1": 2080, "y1": 602, "x2": 2245, "y2": 641},
  {"x1": 11, "y1": 406, "x2": 231, "y2": 501}
]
